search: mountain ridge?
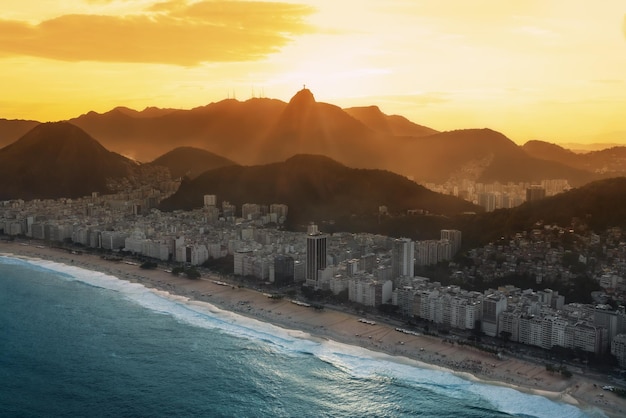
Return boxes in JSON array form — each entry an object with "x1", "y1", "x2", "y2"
[
  {"x1": 160, "y1": 153, "x2": 481, "y2": 230},
  {"x1": 0, "y1": 89, "x2": 618, "y2": 186},
  {"x1": 0, "y1": 122, "x2": 139, "y2": 200},
  {"x1": 149, "y1": 146, "x2": 237, "y2": 179}
]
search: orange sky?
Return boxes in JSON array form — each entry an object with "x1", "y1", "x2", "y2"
[{"x1": 1, "y1": 0, "x2": 625, "y2": 145}]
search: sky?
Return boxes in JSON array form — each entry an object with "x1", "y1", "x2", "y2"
[{"x1": 1, "y1": 0, "x2": 625, "y2": 145}]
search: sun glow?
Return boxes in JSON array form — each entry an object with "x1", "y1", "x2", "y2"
[{"x1": 1, "y1": 0, "x2": 625, "y2": 144}]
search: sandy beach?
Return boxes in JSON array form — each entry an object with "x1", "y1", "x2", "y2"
[{"x1": 1, "y1": 240, "x2": 624, "y2": 417}]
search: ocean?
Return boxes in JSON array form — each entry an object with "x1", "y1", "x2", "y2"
[{"x1": 0, "y1": 255, "x2": 602, "y2": 417}]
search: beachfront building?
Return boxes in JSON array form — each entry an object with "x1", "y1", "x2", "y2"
[
  {"x1": 499, "y1": 308, "x2": 609, "y2": 355},
  {"x1": 101, "y1": 230, "x2": 129, "y2": 251},
  {"x1": 391, "y1": 279, "x2": 481, "y2": 331},
  {"x1": 176, "y1": 243, "x2": 209, "y2": 266},
  {"x1": 305, "y1": 223, "x2": 327, "y2": 288},
  {"x1": 611, "y1": 334, "x2": 626, "y2": 368},
  {"x1": 481, "y1": 292, "x2": 507, "y2": 337},
  {"x1": 272, "y1": 255, "x2": 294, "y2": 286},
  {"x1": 348, "y1": 274, "x2": 392, "y2": 307},
  {"x1": 593, "y1": 305, "x2": 626, "y2": 344}
]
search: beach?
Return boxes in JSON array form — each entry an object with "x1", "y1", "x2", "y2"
[{"x1": 1, "y1": 240, "x2": 623, "y2": 417}]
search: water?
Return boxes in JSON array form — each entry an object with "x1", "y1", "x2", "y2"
[{"x1": 0, "y1": 255, "x2": 601, "y2": 417}]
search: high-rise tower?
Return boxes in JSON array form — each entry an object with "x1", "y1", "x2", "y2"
[
  {"x1": 306, "y1": 223, "x2": 327, "y2": 287},
  {"x1": 391, "y1": 238, "x2": 414, "y2": 283}
]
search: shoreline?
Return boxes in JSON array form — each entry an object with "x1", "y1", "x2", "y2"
[{"x1": 1, "y1": 240, "x2": 623, "y2": 417}]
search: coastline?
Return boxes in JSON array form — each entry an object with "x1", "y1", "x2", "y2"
[{"x1": 1, "y1": 240, "x2": 623, "y2": 417}]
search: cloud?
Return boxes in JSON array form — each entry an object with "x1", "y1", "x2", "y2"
[{"x1": 0, "y1": 1, "x2": 314, "y2": 66}]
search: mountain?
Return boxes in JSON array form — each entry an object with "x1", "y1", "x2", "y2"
[
  {"x1": 344, "y1": 106, "x2": 438, "y2": 137},
  {"x1": 69, "y1": 90, "x2": 594, "y2": 185},
  {"x1": 149, "y1": 147, "x2": 237, "y2": 179},
  {"x1": 523, "y1": 140, "x2": 626, "y2": 177},
  {"x1": 455, "y1": 176, "x2": 626, "y2": 247},
  {"x1": 395, "y1": 129, "x2": 595, "y2": 185},
  {"x1": 522, "y1": 140, "x2": 583, "y2": 167},
  {"x1": 0, "y1": 122, "x2": 138, "y2": 200},
  {"x1": 160, "y1": 154, "x2": 481, "y2": 229},
  {"x1": 0, "y1": 118, "x2": 40, "y2": 149},
  {"x1": 70, "y1": 98, "x2": 286, "y2": 163},
  {"x1": 256, "y1": 89, "x2": 390, "y2": 168},
  {"x1": 113, "y1": 106, "x2": 177, "y2": 119},
  {"x1": 0, "y1": 89, "x2": 608, "y2": 187}
]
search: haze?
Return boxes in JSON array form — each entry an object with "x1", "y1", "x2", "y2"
[{"x1": 1, "y1": 0, "x2": 625, "y2": 145}]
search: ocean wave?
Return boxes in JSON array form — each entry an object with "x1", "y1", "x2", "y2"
[{"x1": 0, "y1": 255, "x2": 597, "y2": 418}]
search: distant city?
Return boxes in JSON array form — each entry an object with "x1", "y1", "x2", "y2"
[{"x1": 422, "y1": 179, "x2": 571, "y2": 211}]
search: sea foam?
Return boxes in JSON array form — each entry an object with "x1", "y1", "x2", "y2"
[{"x1": 0, "y1": 254, "x2": 600, "y2": 418}]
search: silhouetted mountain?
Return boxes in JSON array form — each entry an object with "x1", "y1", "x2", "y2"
[
  {"x1": 149, "y1": 147, "x2": 237, "y2": 179},
  {"x1": 523, "y1": 140, "x2": 581, "y2": 165},
  {"x1": 0, "y1": 122, "x2": 138, "y2": 200},
  {"x1": 1, "y1": 89, "x2": 608, "y2": 186},
  {"x1": 523, "y1": 140, "x2": 626, "y2": 176},
  {"x1": 160, "y1": 154, "x2": 481, "y2": 229},
  {"x1": 257, "y1": 89, "x2": 389, "y2": 168},
  {"x1": 0, "y1": 118, "x2": 40, "y2": 149},
  {"x1": 395, "y1": 129, "x2": 595, "y2": 185},
  {"x1": 70, "y1": 98, "x2": 286, "y2": 162},
  {"x1": 345, "y1": 106, "x2": 438, "y2": 137},
  {"x1": 455, "y1": 177, "x2": 626, "y2": 248},
  {"x1": 107, "y1": 106, "x2": 177, "y2": 119}
]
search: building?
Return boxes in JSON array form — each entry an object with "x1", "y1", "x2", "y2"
[
  {"x1": 273, "y1": 255, "x2": 294, "y2": 286},
  {"x1": 611, "y1": 334, "x2": 626, "y2": 368},
  {"x1": 478, "y1": 192, "x2": 497, "y2": 212},
  {"x1": 440, "y1": 229, "x2": 462, "y2": 255},
  {"x1": 482, "y1": 293, "x2": 507, "y2": 337},
  {"x1": 234, "y1": 249, "x2": 254, "y2": 276},
  {"x1": 526, "y1": 185, "x2": 546, "y2": 202},
  {"x1": 391, "y1": 238, "x2": 414, "y2": 284},
  {"x1": 203, "y1": 194, "x2": 217, "y2": 207},
  {"x1": 101, "y1": 231, "x2": 128, "y2": 251},
  {"x1": 348, "y1": 275, "x2": 393, "y2": 307},
  {"x1": 306, "y1": 223, "x2": 327, "y2": 288},
  {"x1": 242, "y1": 203, "x2": 261, "y2": 220},
  {"x1": 269, "y1": 204, "x2": 288, "y2": 220}
]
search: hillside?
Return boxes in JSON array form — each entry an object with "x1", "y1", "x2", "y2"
[
  {"x1": 524, "y1": 140, "x2": 626, "y2": 176},
  {"x1": 0, "y1": 119, "x2": 40, "y2": 149},
  {"x1": 0, "y1": 89, "x2": 610, "y2": 187},
  {"x1": 160, "y1": 154, "x2": 481, "y2": 230},
  {"x1": 455, "y1": 176, "x2": 626, "y2": 248},
  {"x1": 70, "y1": 98, "x2": 287, "y2": 162},
  {"x1": 149, "y1": 147, "x2": 237, "y2": 179},
  {"x1": 394, "y1": 129, "x2": 595, "y2": 185},
  {"x1": 256, "y1": 89, "x2": 390, "y2": 168},
  {"x1": 344, "y1": 106, "x2": 438, "y2": 137},
  {"x1": 0, "y1": 122, "x2": 138, "y2": 200}
]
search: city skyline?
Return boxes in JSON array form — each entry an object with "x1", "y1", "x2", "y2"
[{"x1": 1, "y1": 1, "x2": 625, "y2": 145}]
